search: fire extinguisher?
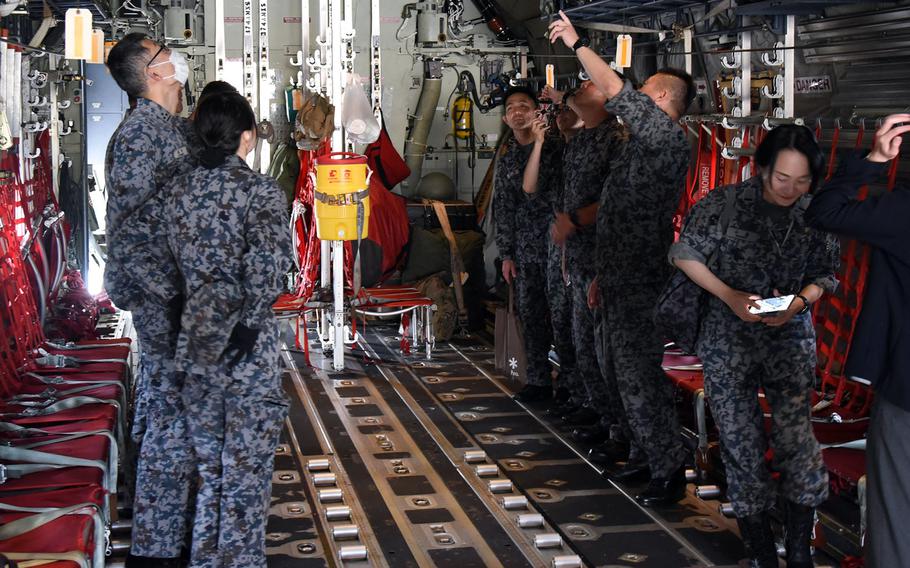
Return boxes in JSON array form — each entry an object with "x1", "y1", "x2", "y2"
[{"x1": 452, "y1": 93, "x2": 473, "y2": 140}]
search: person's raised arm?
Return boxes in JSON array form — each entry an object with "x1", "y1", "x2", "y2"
[
  {"x1": 522, "y1": 116, "x2": 549, "y2": 194},
  {"x1": 806, "y1": 114, "x2": 910, "y2": 258},
  {"x1": 548, "y1": 11, "x2": 624, "y2": 100}
]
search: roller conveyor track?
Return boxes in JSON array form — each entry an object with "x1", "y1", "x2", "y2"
[{"x1": 265, "y1": 322, "x2": 755, "y2": 568}]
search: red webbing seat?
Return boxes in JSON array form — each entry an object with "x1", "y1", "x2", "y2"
[
  {"x1": 354, "y1": 286, "x2": 436, "y2": 358},
  {"x1": 0, "y1": 467, "x2": 104, "y2": 494}
]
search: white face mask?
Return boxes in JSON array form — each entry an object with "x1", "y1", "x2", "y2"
[{"x1": 149, "y1": 50, "x2": 189, "y2": 85}]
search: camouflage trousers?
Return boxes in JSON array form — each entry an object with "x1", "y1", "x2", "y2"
[
  {"x1": 182, "y1": 344, "x2": 288, "y2": 568},
  {"x1": 698, "y1": 313, "x2": 828, "y2": 517},
  {"x1": 129, "y1": 306, "x2": 195, "y2": 558},
  {"x1": 600, "y1": 285, "x2": 687, "y2": 478},
  {"x1": 546, "y1": 242, "x2": 580, "y2": 398},
  {"x1": 572, "y1": 269, "x2": 634, "y2": 444},
  {"x1": 515, "y1": 258, "x2": 554, "y2": 387}
]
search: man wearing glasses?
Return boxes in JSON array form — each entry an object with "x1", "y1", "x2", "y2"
[{"x1": 105, "y1": 33, "x2": 194, "y2": 567}]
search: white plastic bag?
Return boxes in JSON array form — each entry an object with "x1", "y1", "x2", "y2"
[{"x1": 341, "y1": 73, "x2": 380, "y2": 144}]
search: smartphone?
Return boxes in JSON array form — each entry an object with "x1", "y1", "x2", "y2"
[{"x1": 748, "y1": 295, "x2": 795, "y2": 315}]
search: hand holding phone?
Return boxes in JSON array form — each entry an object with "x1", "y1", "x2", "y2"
[{"x1": 748, "y1": 295, "x2": 795, "y2": 316}]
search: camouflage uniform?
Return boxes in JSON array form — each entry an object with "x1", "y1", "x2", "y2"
[
  {"x1": 595, "y1": 81, "x2": 689, "y2": 479},
  {"x1": 104, "y1": 97, "x2": 195, "y2": 557},
  {"x1": 494, "y1": 137, "x2": 565, "y2": 387},
  {"x1": 165, "y1": 154, "x2": 291, "y2": 567},
  {"x1": 563, "y1": 119, "x2": 630, "y2": 423},
  {"x1": 546, "y1": 238, "x2": 580, "y2": 398},
  {"x1": 670, "y1": 180, "x2": 839, "y2": 516}
]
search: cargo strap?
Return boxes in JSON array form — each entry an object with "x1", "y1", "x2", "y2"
[
  {"x1": 313, "y1": 188, "x2": 369, "y2": 207},
  {"x1": 0, "y1": 502, "x2": 105, "y2": 568},
  {"x1": 0, "y1": 552, "x2": 90, "y2": 568},
  {"x1": 43, "y1": 340, "x2": 130, "y2": 351},
  {"x1": 0, "y1": 396, "x2": 122, "y2": 449},
  {"x1": 0, "y1": 446, "x2": 110, "y2": 494},
  {"x1": 431, "y1": 201, "x2": 469, "y2": 329},
  {"x1": 2, "y1": 428, "x2": 119, "y2": 492}
]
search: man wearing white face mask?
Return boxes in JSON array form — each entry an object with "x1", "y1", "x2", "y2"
[{"x1": 105, "y1": 33, "x2": 196, "y2": 567}]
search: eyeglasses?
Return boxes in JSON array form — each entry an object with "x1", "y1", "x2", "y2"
[{"x1": 145, "y1": 43, "x2": 167, "y2": 69}]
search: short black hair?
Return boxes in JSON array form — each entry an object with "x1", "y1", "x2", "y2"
[
  {"x1": 107, "y1": 32, "x2": 152, "y2": 98},
  {"x1": 504, "y1": 85, "x2": 538, "y2": 108},
  {"x1": 194, "y1": 92, "x2": 257, "y2": 168},
  {"x1": 754, "y1": 125, "x2": 826, "y2": 193},
  {"x1": 199, "y1": 80, "x2": 238, "y2": 102},
  {"x1": 654, "y1": 67, "x2": 696, "y2": 115}
]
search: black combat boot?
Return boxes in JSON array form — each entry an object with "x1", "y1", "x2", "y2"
[
  {"x1": 512, "y1": 384, "x2": 552, "y2": 403},
  {"x1": 784, "y1": 501, "x2": 815, "y2": 568},
  {"x1": 736, "y1": 512, "x2": 779, "y2": 568},
  {"x1": 634, "y1": 464, "x2": 687, "y2": 507},
  {"x1": 588, "y1": 439, "x2": 630, "y2": 465}
]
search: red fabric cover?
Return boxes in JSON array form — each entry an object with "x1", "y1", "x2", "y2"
[
  {"x1": 0, "y1": 485, "x2": 105, "y2": 510},
  {"x1": 22, "y1": 371, "x2": 125, "y2": 384},
  {"x1": 664, "y1": 368, "x2": 704, "y2": 394},
  {"x1": 364, "y1": 174, "x2": 409, "y2": 278},
  {"x1": 823, "y1": 447, "x2": 866, "y2": 488},
  {"x1": 23, "y1": 361, "x2": 129, "y2": 376},
  {"x1": 663, "y1": 352, "x2": 704, "y2": 394},
  {"x1": 39, "y1": 344, "x2": 131, "y2": 360},
  {"x1": 364, "y1": 115, "x2": 411, "y2": 189},
  {"x1": 0, "y1": 418, "x2": 113, "y2": 437},
  {"x1": 0, "y1": 512, "x2": 95, "y2": 557},
  {"x1": 4, "y1": 405, "x2": 118, "y2": 430},
  {"x1": 5, "y1": 433, "x2": 111, "y2": 463},
  {"x1": 14, "y1": 384, "x2": 122, "y2": 401},
  {"x1": 0, "y1": 467, "x2": 104, "y2": 493}
]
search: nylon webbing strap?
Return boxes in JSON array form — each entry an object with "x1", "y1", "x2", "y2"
[
  {"x1": 313, "y1": 188, "x2": 369, "y2": 206},
  {"x1": 1, "y1": 552, "x2": 90, "y2": 568},
  {"x1": 0, "y1": 502, "x2": 102, "y2": 568},
  {"x1": 1, "y1": 462, "x2": 67, "y2": 480},
  {"x1": 25, "y1": 372, "x2": 121, "y2": 387},
  {"x1": 35, "y1": 347, "x2": 128, "y2": 365},
  {"x1": 431, "y1": 201, "x2": 469, "y2": 328},
  {"x1": 43, "y1": 340, "x2": 130, "y2": 351},
  {"x1": 8, "y1": 382, "x2": 122, "y2": 403},
  {"x1": 0, "y1": 396, "x2": 119, "y2": 419},
  {"x1": 0, "y1": 446, "x2": 107, "y2": 483}
]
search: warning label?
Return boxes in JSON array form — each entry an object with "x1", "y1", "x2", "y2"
[
  {"x1": 795, "y1": 76, "x2": 832, "y2": 94},
  {"x1": 224, "y1": 16, "x2": 242, "y2": 23},
  {"x1": 283, "y1": 16, "x2": 302, "y2": 23}
]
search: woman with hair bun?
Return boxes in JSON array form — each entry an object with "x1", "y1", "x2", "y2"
[
  {"x1": 164, "y1": 91, "x2": 291, "y2": 567},
  {"x1": 668, "y1": 125, "x2": 839, "y2": 568}
]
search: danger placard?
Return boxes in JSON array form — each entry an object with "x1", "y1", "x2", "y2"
[{"x1": 795, "y1": 76, "x2": 832, "y2": 94}]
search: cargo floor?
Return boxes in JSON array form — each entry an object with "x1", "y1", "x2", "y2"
[{"x1": 265, "y1": 322, "x2": 819, "y2": 568}]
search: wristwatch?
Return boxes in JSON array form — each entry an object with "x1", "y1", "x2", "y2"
[
  {"x1": 796, "y1": 294, "x2": 811, "y2": 314},
  {"x1": 572, "y1": 36, "x2": 590, "y2": 52},
  {"x1": 561, "y1": 87, "x2": 577, "y2": 105}
]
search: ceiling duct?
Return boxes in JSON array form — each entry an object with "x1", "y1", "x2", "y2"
[{"x1": 799, "y1": 6, "x2": 910, "y2": 64}]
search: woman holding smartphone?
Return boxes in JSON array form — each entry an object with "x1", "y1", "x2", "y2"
[{"x1": 669, "y1": 126, "x2": 839, "y2": 568}]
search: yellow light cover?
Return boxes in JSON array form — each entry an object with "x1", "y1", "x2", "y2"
[
  {"x1": 64, "y1": 8, "x2": 93, "y2": 60},
  {"x1": 616, "y1": 34, "x2": 632, "y2": 69},
  {"x1": 87, "y1": 29, "x2": 105, "y2": 64}
]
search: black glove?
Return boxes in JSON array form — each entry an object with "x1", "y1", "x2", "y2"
[
  {"x1": 166, "y1": 294, "x2": 184, "y2": 333},
  {"x1": 224, "y1": 323, "x2": 260, "y2": 368}
]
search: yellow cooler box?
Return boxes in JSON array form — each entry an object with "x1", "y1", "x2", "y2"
[{"x1": 312, "y1": 152, "x2": 372, "y2": 241}]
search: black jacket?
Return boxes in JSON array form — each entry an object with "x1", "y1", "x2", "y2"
[{"x1": 805, "y1": 153, "x2": 910, "y2": 412}]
